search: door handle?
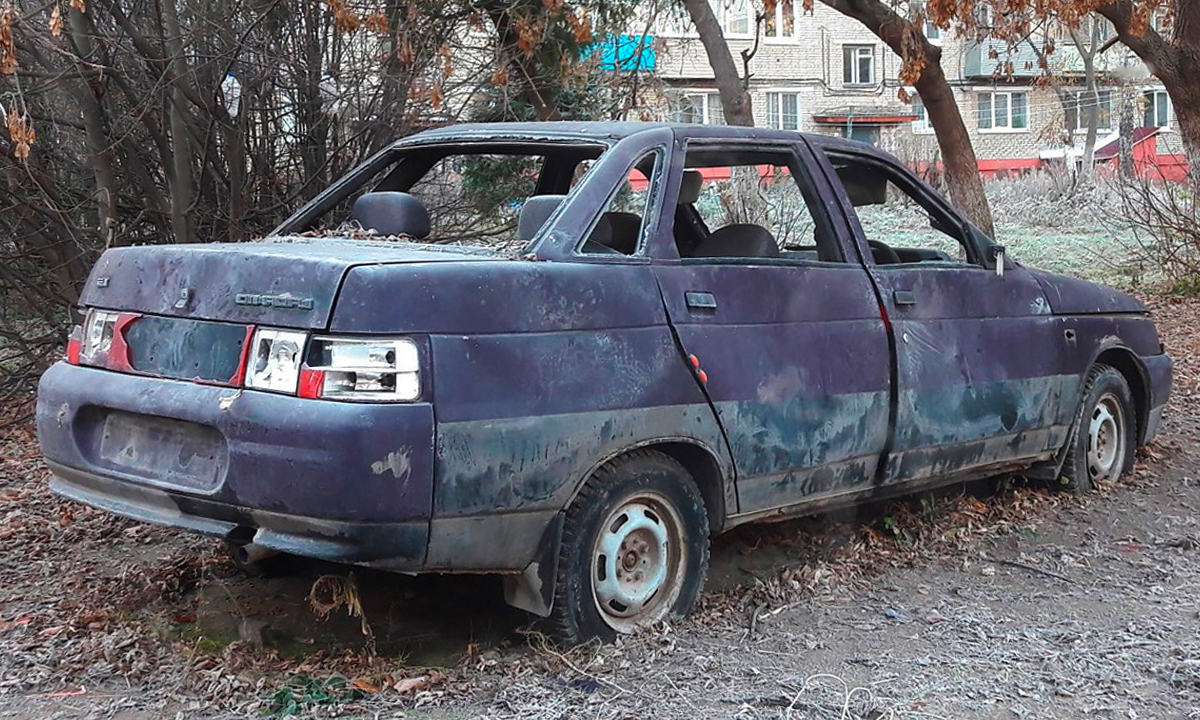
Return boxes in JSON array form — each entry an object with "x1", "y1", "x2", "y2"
[
  {"x1": 685, "y1": 292, "x2": 717, "y2": 310},
  {"x1": 893, "y1": 289, "x2": 917, "y2": 307}
]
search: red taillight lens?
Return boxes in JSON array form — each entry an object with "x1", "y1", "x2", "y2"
[
  {"x1": 77, "y1": 309, "x2": 140, "y2": 370},
  {"x1": 65, "y1": 327, "x2": 82, "y2": 365},
  {"x1": 297, "y1": 368, "x2": 325, "y2": 399}
]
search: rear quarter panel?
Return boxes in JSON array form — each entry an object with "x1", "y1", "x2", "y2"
[{"x1": 332, "y1": 259, "x2": 730, "y2": 544}]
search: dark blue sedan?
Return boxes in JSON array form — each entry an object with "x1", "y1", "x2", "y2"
[{"x1": 36, "y1": 122, "x2": 1171, "y2": 643}]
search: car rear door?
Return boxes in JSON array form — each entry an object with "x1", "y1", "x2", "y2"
[
  {"x1": 649, "y1": 136, "x2": 891, "y2": 516},
  {"x1": 810, "y1": 142, "x2": 1068, "y2": 484}
]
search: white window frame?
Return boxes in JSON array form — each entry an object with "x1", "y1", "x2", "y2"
[
  {"x1": 764, "y1": 89, "x2": 803, "y2": 131},
  {"x1": 710, "y1": 0, "x2": 752, "y2": 38},
  {"x1": 1066, "y1": 89, "x2": 1114, "y2": 133},
  {"x1": 924, "y1": 17, "x2": 942, "y2": 43},
  {"x1": 977, "y1": 90, "x2": 1029, "y2": 133},
  {"x1": 843, "y1": 45, "x2": 876, "y2": 87},
  {"x1": 762, "y1": 0, "x2": 799, "y2": 42},
  {"x1": 910, "y1": 1, "x2": 942, "y2": 44},
  {"x1": 1143, "y1": 88, "x2": 1175, "y2": 129},
  {"x1": 671, "y1": 91, "x2": 725, "y2": 125},
  {"x1": 1152, "y1": 7, "x2": 1172, "y2": 34},
  {"x1": 909, "y1": 92, "x2": 934, "y2": 134}
]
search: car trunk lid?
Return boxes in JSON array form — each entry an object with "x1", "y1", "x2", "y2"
[{"x1": 79, "y1": 237, "x2": 503, "y2": 330}]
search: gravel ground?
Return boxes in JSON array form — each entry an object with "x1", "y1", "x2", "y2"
[{"x1": 2, "y1": 296, "x2": 1198, "y2": 720}]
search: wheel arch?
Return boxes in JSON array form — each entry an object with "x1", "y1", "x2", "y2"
[
  {"x1": 1093, "y1": 345, "x2": 1150, "y2": 445},
  {"x1": 569, "y1": 437, "x2": 731, "y2": 536}
]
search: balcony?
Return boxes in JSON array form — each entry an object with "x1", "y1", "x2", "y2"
[
  {"x1": 964, "y1": 38, "x2": 1044, "y2": 79},
  {"x1": 965, "y1": 37, "x2": 1139, "y2": 79}
]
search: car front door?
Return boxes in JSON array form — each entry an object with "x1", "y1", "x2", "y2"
[
  {"x1": 811, "y1": 143, "x2": 1068, "y2": 485},
  {"x1": 649, "y1": 136, "x2": 892, "y2": 516}
]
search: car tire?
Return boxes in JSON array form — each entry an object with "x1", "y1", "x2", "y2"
[
  {"x1": 1061, "y1": 364, "x2": 1136, "y2": 494},
  {"x1": 549, "y1": 450, "x2": 709, "y2": 645}
]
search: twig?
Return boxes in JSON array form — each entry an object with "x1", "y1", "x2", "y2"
[
  {"x1": 995, "y1": 557, "x2": 1075, "y2": 584},
  {"x1": 530, "y1": 634, "x2": 628, "y2": 695}
]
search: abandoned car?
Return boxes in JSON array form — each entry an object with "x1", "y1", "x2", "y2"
[{"x1": 37, "y1": 122, "x2": 1171, "y2": 642}]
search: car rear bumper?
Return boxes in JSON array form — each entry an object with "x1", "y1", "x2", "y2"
[
  {"x1": 37, "y1": 361, "x2": 437, "y2": 568},
  {"x1": 48, "y1": 460, "x2": 428, "y2": 569}
]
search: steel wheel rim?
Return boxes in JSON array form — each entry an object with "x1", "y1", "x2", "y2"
[
  {"x1": 591, "y1": 491, "x2": 686, "y2": 633},
  {"x1": 1087, "y1": 392, "x2": 1125, "y2": 483}
]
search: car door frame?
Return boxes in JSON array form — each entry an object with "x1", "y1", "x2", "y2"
[
  {"x1": 647, "y1": 131, "x2": 895, "y2": 518},
  {"x1": 803, "y1": 138, "x2": 1069, "y2": 485}
]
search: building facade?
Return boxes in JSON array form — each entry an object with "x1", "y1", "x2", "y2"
[{"x1": 630, "y1": 1, "x2": 1182, "y2": 175}]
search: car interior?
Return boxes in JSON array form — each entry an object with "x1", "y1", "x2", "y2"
[
  {"x1": 826, "y1": 153, "x2": 971, "y2": 266},
  {"x1": 333, "y1": 143, "x2": 973, "y2": 268}
]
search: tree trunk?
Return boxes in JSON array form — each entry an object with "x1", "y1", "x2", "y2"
[
  {"x1": 1072, "y1": 24, "x2": 1101, "y2": 182},
  {"x1": 819, "y1": 0, "x2": 994, "y2": 236},
  {"x1": 66, "y1": 9, "x2": 119, "y2": 245},
  {"x1": 914, "y1": 63, "x2": 994, "y2": 236},
  {"x1": 680, "y1": 0, "x2": 754, "y2": 126},
  {"x1": 160, "y1": 0, "x2": 194, "y2": 243},
  {"x1": 1118, "y1": 87, "x2": 1136, "y2": 178}
]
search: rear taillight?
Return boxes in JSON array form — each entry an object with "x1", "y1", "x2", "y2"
[
  {"x1": 66, "y1": 315, "x2": 422, "y2": 403},
  {"x1": 75, "y1": 309, "x2": 138, "y2": 370},
  {"x1": 80, "y1": 309, "x2": 120, "y2": 364},
  {"x1": 244, "y1": 328, "x2": 308, "y2": 394},
  {"x1": 65, "y1": 326, "x2": 82, "y2": 364},
  {"x1": 302, "y1": 337, "x2": 421, "y2": 402}
]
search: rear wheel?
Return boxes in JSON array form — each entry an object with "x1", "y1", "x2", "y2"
[
  {"x1": 1062, "y1": 364, "x2": 1136, "y2": 493},
  {"x1": 549, "y1": 450, "x2": 709, "y2": 644}
]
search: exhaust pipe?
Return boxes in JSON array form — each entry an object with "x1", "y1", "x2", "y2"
[{"x1": 228, "y1": 541, "x2": 280, "y2": 565}]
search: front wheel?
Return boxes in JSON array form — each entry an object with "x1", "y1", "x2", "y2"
[
  {"x1": 549, "y1": 450, "x2": 709, "y2": 644},
  {"x1": 1062, "y1": 364, "x2": 1136, "y2": 493}
]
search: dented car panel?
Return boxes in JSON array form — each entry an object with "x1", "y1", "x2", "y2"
[
  {"x1": 36, "y1": 122, "x2": 1172, "y2": 614},
  {"x1": 38, "y1": 362, "x2": 436, "y2": 567}
]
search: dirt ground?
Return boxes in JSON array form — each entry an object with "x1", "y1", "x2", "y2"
[{"x1": 3, "y1": 298, "x2": 1199, "y2": 720}]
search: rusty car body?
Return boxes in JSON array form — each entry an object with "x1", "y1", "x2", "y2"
[{"x1": 36, "y1": 122, "x2": 1171, "y2": 642}]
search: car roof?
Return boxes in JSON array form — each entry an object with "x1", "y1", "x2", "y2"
[{"x1": 397, "y1": 121, "x2": 882, "y2": 156}]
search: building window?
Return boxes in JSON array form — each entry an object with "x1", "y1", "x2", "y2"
[
  {"x1": 977, "y1": 91, "x2": 1028, "y2": 131},
  {"x1": 766, "y1": 91, "x2": 801, "y2": 130},
  {"x1": 1064, "y1": 90, "x2": 1113, "y2": 132},
  {"x1": 1152, "y1": 7, "x2": 1172, "y2": 34},
  {"x1": 910, "y1": 1, "x2": 940, "y2": 42},
  {"x1": 976, "y1": 5, "x2": 995, "y2": 29},
  {"x1": 710, "y1": 0, "x2": 750, "y2": 36},
  {"x1": 843, "y1": 45, "x2": 875, "y2": 86},
  {"x1": 671, "y1": 92, "x2": 724, "y2": 125},
  {"x1": 924, "y1": 17, "x2": 941, "y2": 41},
  {"x1": 911, "y1": 95, "x2": 933, "y2": 133},
  {"x1": 764, "y1": 0, "x2": 796, "y2": 39},
  {"x1": 1143, "y1": 89, "x2": 1174, "y2": 128}
]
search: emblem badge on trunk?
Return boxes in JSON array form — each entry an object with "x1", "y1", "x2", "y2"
[{"x1": 234, "y1": 293, "x2": 315, "y2": 310}]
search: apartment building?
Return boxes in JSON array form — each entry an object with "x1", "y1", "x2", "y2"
[{"x1": 626, "y1": 1, "x2": 1182, "y2": 175}]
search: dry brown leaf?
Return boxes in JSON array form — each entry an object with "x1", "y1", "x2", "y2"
[
  {"x1": 351, "y1": 679, "x2": 380, "y2": 693},
  {"x1": 393, "y1": 675, "x2": 430, "y2": 694},
  {"x1": 49, "y1": 5, "x2": 62, "y2": 37}
]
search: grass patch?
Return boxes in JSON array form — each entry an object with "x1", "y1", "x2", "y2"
[{"x1": 263, "y1": 675, "x2": 365, "y2": 717}]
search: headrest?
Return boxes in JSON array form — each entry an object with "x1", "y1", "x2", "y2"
[
  {"x1": 517, "y1": 195, "x2": 567, "y2": 242},
  {"x1": 350, "y1": 192, "x2": 431, "y2": 238},
  {"x1": 589, "y1": 212, "x2": 642, "y2": 254},
  {"x1": 678, "y1": 170, "x2": 703, "y2": 205},
  {"x1": 691, "y1": 224, "x2": 780, "y2": 259}
]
